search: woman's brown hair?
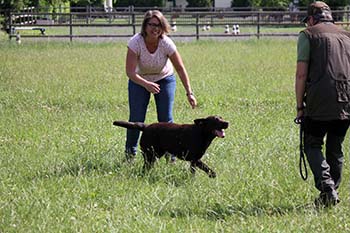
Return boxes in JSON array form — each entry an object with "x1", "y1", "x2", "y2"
[{"x1": 140, "y1": 10, "x2": 170, "y2": 38}]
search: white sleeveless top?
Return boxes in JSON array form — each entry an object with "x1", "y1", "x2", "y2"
[{"x1": 127, "y1": 33, "x2": 177, "y2": 82}]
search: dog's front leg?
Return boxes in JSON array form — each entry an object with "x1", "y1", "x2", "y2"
[
  {"x1": 193, "y1": 160, "x2": 216, "y2": 178},
  {"x1": 190, "y1": 162, "x2": 197, "y2": 175}
]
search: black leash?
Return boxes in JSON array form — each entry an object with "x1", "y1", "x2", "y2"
[{"x1": 294, "y1": 117, "x2": 308, "y2": 181}]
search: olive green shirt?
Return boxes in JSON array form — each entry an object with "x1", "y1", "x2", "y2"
[{"x1": 297, "y1": 32, "x2": 310, "y2": 62}]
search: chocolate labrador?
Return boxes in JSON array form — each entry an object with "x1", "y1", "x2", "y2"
[{"x1": 113, "y1": 116, "x2": 229, "y2": 178}]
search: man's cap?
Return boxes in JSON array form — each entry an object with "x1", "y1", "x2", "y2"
[{"x1": 302, "y1": 1, "x2": 333, "y2": 23}]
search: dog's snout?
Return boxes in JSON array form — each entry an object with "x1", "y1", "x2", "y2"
[{"x1": 222, "y1": 121, "x2": 229, "y2": 129}]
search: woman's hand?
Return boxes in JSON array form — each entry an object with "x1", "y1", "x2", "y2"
[
  {"x1": 187, "y1": 93, "x2": 197, "y2": 109},
  {"x1": 144, "y1": 81, "x2": 160, "y2": 94}
]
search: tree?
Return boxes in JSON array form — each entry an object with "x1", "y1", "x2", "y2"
[
  {"x1": 292, "y1": 0, "x2": 348, "y2": 8},
  {"x1": 231, "y1": 0, "x2": 262, "y2": 8},
  {"x1": 1, "y1": 0, "x2": 34, "y2": 10},
  {"x1": 232, "y1": 0, "x2": 349, "y2": 8},
  {"x1": 72, "y1": 0, "x2": 104, "y2": 6},
  {"x1": 231, "y1": 0, "x2": 250, "y2": 7},
  {"x1": 186, "y1": 0, "x2": 213, "y2": 7},
  {"x1": 116, "y1": 0, "x2": 164, "y2": 7},
  {"x1": 261, "y1": 0, "x2": 290, "y2": 8}
]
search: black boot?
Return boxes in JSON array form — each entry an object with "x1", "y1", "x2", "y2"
[
  {"x1": 125, "y1": 151, "x2": 136, "y2": 163},
  {"x1": 314, "y1": 191, "x2": 340, "y2": 208}
]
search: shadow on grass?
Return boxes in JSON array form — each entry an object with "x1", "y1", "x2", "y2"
[
  {"x1": 34, "y1": 145, "x2": 196, "y2": 187},
  {"x1": 141, "y1": 162, "x2": 196, "y2": 187},
  {"x1": 204, "y1": 202, "x2": 315, "y2": 220},
  {"x1": 34, "y1": 145, "x2": 131, "y2": 179},
  {"x1": 159, "y1": 202, "x2": 316, "y2": 220}
]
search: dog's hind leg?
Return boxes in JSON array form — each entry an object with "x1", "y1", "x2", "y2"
[
  {"x1": 141, "y1": 150, "x2": 157, "y2": 173},
  {"x1": 191, "y1": 160, "x2": 216, "y2": 178},
  {"x1": 190, "y1": 162, "x2": 197, "y2": 175}
]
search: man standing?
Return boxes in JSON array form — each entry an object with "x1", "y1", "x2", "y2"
[{"x1": 295, "y1": 1, "x2": 350, "y2": 207}]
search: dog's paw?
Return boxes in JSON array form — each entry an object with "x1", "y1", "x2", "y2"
[
  {"x1": 190, "y1": 166, "x2": 196, "y2": 174},
  {"x1": 208, "y1": 171, "x2": 216, "y2": 178}
]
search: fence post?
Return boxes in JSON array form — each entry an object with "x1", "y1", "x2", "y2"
[
  {"x1": 257, "y1": 11, "x2": 260, "y2": 39},
  {"x1": 108, "y1": 7, "x2": 112, "y2": 24},
  {"x1": 132, "y1": 12, "x2": 136, "y2": 35},
  {"x1": 129, "y1": 5, "x2": 134, "y2": 24},
  {"x1": 8, "y1": 10, "x2": 12, "y2": 40},
  {"x1": 69, "y1": 12, "x2": 73, "y2": 42},
  {"x1": 34, "y1": 6, "x2": 38, "y2": 22},
  {"x1": 196, "y1": 14, "x2": 199, "y2": 40},
  {"x1": 86, "y1": 5, "x2": 90, "y2": 24}
]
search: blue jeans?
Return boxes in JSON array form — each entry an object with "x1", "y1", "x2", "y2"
[{"x1": 126, "y1": 75, "x2": 176, "y2": 154}]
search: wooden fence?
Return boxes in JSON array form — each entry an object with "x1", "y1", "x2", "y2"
[{"x1": 6, "y1": 9, "x2": 350, "y2": 42}]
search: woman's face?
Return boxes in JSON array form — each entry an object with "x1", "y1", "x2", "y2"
[{"x1": 145, "y1": 16, "x2": 162, "y2": 39}]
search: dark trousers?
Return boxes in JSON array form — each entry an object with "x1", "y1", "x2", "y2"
[{"x1": 303, "y1": 118, "x2": 350, "y2": 194}]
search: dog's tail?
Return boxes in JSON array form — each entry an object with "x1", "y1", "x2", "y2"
[{"x1": 113, "y1": 121, "x2": 147, "y2": 131}]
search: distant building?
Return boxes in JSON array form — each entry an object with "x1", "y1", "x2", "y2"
[
  {"x1": 213, "y1": 0, "x2": 231, "y2": 8},
  {"x1": 104, "y1": 0, "x2": 113, "y2": 11},
  {"x1": 165, "y1": 0, "x2": 188, "y2": 8}
]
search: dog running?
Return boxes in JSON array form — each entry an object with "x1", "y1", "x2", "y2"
[{"x1": 113, "y1": 116, "x2": 229, "y2": 178}]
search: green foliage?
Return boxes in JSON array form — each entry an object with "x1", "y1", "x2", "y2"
[
  {"x1": 186, "y1": 0, "x2": 213, "y2": 7},
  {"x1": 231, "y1": 0, "x2": 250, "y2": 7},
  {"x1": 71, "y1": 0, "x2": 104, "y2": 7},
  {"x1": 230, "y1": 0, "x2": 264, "y2": 8},
  {"x1": 231, "y1": 0, "x2": 349, "y2": 8},
  {"x1": 0, "y1": 0, "x2": 69, "y2": 10},
  {"x1": 0, "y1": 0, "x2": 33, "y2": 10},
  {"x1": 318, "y1": 0, "x2": 348, "y2": 8},
  {"x1": 261, "y1": 0, "x2": 290, "y2": 8},
  {"x1": 285, "y1": 0, "x2": 349, "y2": 8},
  {"x1": 116, "y1": 0, "x2": 164, "y2": 7},
  {"x1": 2, "y1": 0, "x2": 349, "y2": 11}
]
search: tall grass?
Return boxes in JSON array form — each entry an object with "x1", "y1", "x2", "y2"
[{"x1": 1, "y1": 38, "x2": 350, "y2": 232}]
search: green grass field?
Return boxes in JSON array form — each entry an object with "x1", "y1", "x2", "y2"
[{"x1": 1, "y1": 36, "x2": 350, "y2": 232}]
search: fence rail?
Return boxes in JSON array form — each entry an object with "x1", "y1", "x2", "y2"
[{"x1": 5, "y1": 10, "x2": 350, "y2": 42}]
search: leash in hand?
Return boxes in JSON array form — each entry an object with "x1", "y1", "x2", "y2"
[{"x1": 294, "y1": 116, "x2": 308, "y2": 181}]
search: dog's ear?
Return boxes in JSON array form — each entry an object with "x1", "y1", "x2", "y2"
[{"x1": 194, "y1": 118, "x2": 206, "y2": 125}]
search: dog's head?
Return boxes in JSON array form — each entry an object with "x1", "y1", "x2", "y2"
[{"x1": 194, "y1": 116, "x2": 229, "y2": 138}]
